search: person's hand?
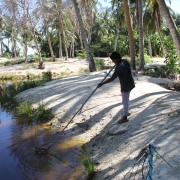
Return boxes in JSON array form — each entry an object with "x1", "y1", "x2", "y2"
[{"x1": 97, "y1": 83, "x2": 103, "y2": 88}]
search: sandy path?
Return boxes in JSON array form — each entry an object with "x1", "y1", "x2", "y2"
[{"x1": 15, "y1": 70, "x2": 180, "y2": 180}]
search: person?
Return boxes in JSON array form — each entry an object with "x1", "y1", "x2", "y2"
[{"x1": 97, "y1": 51, "x2": 135, "y2": 123}]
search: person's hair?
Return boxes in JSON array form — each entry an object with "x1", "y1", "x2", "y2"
[{"x1": 110, "y1": 51, "x2": 122, "y2": 60}]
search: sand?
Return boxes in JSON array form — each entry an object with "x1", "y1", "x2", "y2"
[{"x1": 1, "y1": 57, "x2": 180, "y2": 179}]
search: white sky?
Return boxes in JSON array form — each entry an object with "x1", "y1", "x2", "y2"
[{"x1": 98, "y1": 0, "x2": 180, "y2": 13}]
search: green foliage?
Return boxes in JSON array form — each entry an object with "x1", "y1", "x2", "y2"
[
  {"x1": 16, "y1": 101, "x2": 33, "y2": 119},
  {"x1": 15, "y1": 101, "x2": 54, "y2": 125},
  {"x1": 79, "y1": 68, "x2": 90, "y2": 74},
  {"x1": 164, "y1": 40, "x2": 179, "y2": 74},
  {"x1": 0, "y1": 61, "x2": 16, "y2": 66},
  {"x1": 28, "y1": 53, "x2": 39, "y2": 59},
  {"x1": 35, "y1": 102, "x2": 55, "y2": 124},
  {"x1": 42, "y1": 71, "x2": 52, "y2": 81},
  {"x1": 0, "y1": 85, "x2": 17, "y2": 111},
  {"x1": 2, "y1": 51, "x2": 11, "y2": 58},
  {"x1": 80, "y1": 151, "x2": 95, "y2": 179},
  {"x1": 91, "y1": 35, "x2": 114, "y2": 57},
  {"x1": 76, "y1": 50, "x2": 87, "y2": 59},
  {"x1": 0, "y1": 80, "x2": 49, "y2": 110},
  {"x1": 136, "y1": 52, "x2": 153, "y2": 65},
  {"x1": 95, "y1": 59, "x2": 105, "y2": 70}
]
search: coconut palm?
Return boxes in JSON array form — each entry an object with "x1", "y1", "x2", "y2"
[
  {"x1": 137, "y1": 0, "x2": 145, "y2": 70},
  {"x1": 38, "y1": 0, "x2": 56, "y2": 61},
  {"x1": 71, "y1": 0, "x2": 96, "y2": 71},
  {"x1": 156, "y1": 0, "x2": 180, "y2": 59},
  {"x1": 1, "y1": 0, "x2": 19, "y2": 57},
  {"x1": 123, "y1": 0, "x2": 136, "y2": 70}
]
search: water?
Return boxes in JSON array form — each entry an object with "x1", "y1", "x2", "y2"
[
  {"x1": 0, "y1": 109, "x2": 25, "y2": 180},
  {"x1": 0, "y1": 108, "x2": 87, "y2": 180}
]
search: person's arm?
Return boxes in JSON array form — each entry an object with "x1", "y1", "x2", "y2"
[{"x1": 97, "y1": 76, "x2": 116, "y2": 88}]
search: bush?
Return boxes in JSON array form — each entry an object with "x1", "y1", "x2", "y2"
[
  {"x1": 35, "y1": 102, "x2": 55, "y2": 124},
  {"x1": 95, "y1": 59, "x2": 105, "y2": 70},
  {"x1": 80, "y1": 151, "x2": 95, "y2": 179},
  {"x1": 76, "y1": 50, "x2": 87, "y2": 59},
  {"x1": 16, "y1": 101, "x2": 33, "y2": 119},
  {"x1": 164, "y1": 37, "x2": 179, "y2": 74},
  {"x1": 136, "y1": 53, "x2": 153, "y2": 65},
  {"x1": 2, "y1": 51, "x2": 11, "y2": 59}
]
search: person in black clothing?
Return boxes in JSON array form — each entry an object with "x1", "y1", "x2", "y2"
[{"x1": 97, "y1": 51, "x2": 135, "y2": 123}]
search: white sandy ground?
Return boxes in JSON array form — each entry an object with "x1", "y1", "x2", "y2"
[{"x1": 1, "y1": 57, "x2": 180, "y2": 179}]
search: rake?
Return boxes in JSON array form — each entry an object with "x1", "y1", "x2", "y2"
[{"x1": 34, "y1": 65, "x2": 116, "y2": 155}]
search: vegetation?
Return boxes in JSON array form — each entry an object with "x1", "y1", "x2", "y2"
[
  {"x1": 80, "y1": 150, "x2": 95, "y2": 180},
  {"x1": 15, "y1": 101, "x2": 54, "y2": 125},
  {"x1": 0, "y1": 0, "x2": 179, "y2": 73},
  {"x1": 16, "y1": 100, "x2": 33, "y2": 120},
  {"x1": 94, "y1": 59, "x2": 105, "y2": 70},
  {"x1": 0, "y1": 76, "x2": 51, "y2": 110}
]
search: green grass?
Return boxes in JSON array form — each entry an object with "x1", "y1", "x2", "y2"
[
  {"x1": 35, "y1": 102, "x2": 55, "y2": 124},
  {"x1": 79, "y1": 68, "x2": 90, "y2": 74},
  {"x1": 95, "y1": 59, "x2": 105, "y2": 70},
  {"x1": 15, "y1": 101, "x2": 55, "y2": 125},
  {"x1": 16, "y1": 101, "x2": 33, "y2": 118},
  {"x1": 0, "y1": 79, "x2": 50, "y2": 110},
  {"x1": 42, "y1": 71, "x2": 52, "y2": 81},
  {"x1": 80, "y1": 151, "x2": 95, "y2": 179},
  {"x1": 136, "y1": 53, "x2": 153, "y2": 65}
]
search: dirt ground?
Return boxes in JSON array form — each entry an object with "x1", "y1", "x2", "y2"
[{"x1": 1, "y1": 57, "x2": 180, "y2": 179}]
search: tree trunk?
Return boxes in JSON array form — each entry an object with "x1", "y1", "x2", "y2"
[
  {"x1": 59, "y1": 15, "x2": 68, "y2": 60},
  {"x1": 72, "y1": 0, "x2": 96, "y2": 72},
  {"x1": 0, "y1": 38, "x2": 3, "y2": 56},
  {"x1": 156, "y1": 0, "x2": 180, "y2": 59},
  {"x1": 62, "y1": 28, "x2": 68, "y2": 60},
  {"x1": 79, "y1": 30, "x2": 85, "y2": 58},
  {"x1": 45, "y1": 25, "x2": 55, "y2": 61},
  {"x1": 39, "y1": 0, "x2": 55, "y2": 62},
  {"x1": 148, "y1": 33, "x2": 152, "y2": 58},
  {"x1": 30, "y1": 20, "x2": 44, "y2": 69},
  {"x1": 123, "y1": 0, "x2": 136, "y2": 70},
  {"x1": 25, "y1": 41, "x2": 28, "y2": 61},
  {"x1": 137, "y1": 0, "x2": 145, "y2": 70},
  {"x1": 58, "y1": 32, "x2": 63, "y2": 58},
  {"x1": 114, "y1": 28, "x2": 119, "y2": 51},
  {"x1": 155, "y1": 11, "x2": 166, "y2": 57}
]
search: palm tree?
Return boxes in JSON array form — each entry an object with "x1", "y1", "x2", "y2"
[
  {"x1": 54, "y1": 0, "x2": 69, "y2": 60},
  {"x1": 123, "y1": 0, "x2": 136, "y2": 70},
  {"x1": 156, "y1": 0, "x2": 180, "y2": 59},
  {"x1": 111, "y1": 1, "x2": 125, "y2": 51},
  {"x1": 0, "y1": 10, "x2": 4, "y2": 56},
  {"x1": 71, "y1": 0, "x2": 96, "y2": 72},
  {"x1": 137, "y1": 0, "x2": 145, "y2": 70},
  {"x1": 38, "y1": 0, "x2": 56, "y2": 62},
  {"x1": 1, "y1": 0, "x2": 19, "y2": 57}
]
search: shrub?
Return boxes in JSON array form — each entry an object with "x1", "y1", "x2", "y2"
[
  {"x1": 2, "y1": 51, "x2": 11, "y2": 58},
  {"x1": 80, "y1": 151, "x2": 95, "y2": 179},
  {"x1": 35, "y1": 102, "x2": 55, "y2": 124},
  {"x1": 16, "y1": 101, "x2": 33, "y2": 119},
  {"x1": 95, "y1": 59, "x2": 105, "y2": 70},
  {"x1": 136, "y1": 53, "x2": 153, "y2": 66},
  {"x1": 76, "y1": 50, "x2": 87, "y2": 59}
]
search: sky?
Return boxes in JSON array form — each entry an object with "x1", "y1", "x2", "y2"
[{"x1": 98, "y1": 0, "x2": 180, "y2": 13}]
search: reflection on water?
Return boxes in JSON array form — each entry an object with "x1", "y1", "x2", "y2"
[{"x1": 0, "y1": 108, "x2": 87, "y2": 180}]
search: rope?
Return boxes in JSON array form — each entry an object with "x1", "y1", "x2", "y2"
[
  {"x1": 119, "y1": 143, "x2": 174, "y2": 180},
  {"x1": 153, "y1": 147, "x2": 173, "y2": 168}
]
